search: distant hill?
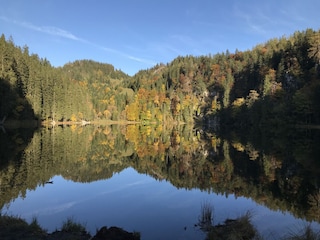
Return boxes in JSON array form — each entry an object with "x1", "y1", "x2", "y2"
[{"x1": 1, "y1": 28, "x2": 320, "y2": 126}]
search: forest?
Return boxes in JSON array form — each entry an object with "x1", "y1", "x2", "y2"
[{"x1": 1, "y1": 28, "x2": 320, "y2": 128}]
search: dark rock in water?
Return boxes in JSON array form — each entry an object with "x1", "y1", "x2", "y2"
[
  {"x1": 92, "y1": 226, "x2": 140, "y2": 240},
  {"x1": 47, "y1": 230, "x2": 91, "y2": 240}
]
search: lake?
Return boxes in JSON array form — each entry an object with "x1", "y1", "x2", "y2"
[{"x1": 1, "y1": 124, "x2": 320, "y2": 239}]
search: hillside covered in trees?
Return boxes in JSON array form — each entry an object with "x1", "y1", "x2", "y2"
[{"x1": 1, "y1": 28, "x2": 320, "y2": 127}]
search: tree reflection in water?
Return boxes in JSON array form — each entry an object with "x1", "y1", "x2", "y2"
[{"x1": 1, "y1": 125, "x2": 320, "y2": 238}]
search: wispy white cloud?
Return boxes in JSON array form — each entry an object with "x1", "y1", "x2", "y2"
[
  {"x1": 232, "y1": 4, "x2": 268, "y2": 35},
  {"x1": 20, "y1": 201, "x2": 77, "y2": 217},
  {"x1": 127, "y1": 55, "x2": 156, "y2": 65},
  {"x1": 232, "y1": 1, "x2": 318, "y2": 36},
  {"x1": 101, "y1": 46, "x2": 156, "y2": 66},
  {"x1": 27, "y1": 25, "x2": 82, "y2": 41},
  {"x1": 0, "y1": 16, "x2": 84, "y2": 41},
  {"x1": 0, "y1": 16, "x2": 156, "y2": 66}
]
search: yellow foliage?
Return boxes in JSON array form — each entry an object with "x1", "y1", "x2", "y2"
[
  {"x1": 154, "y1": 95, "x2": 160, "y2": 106},
  {"x1": 175, "y1": 133, "x2": 181, "y2": 144},
  {"x1": 232, "y1": 97, "x2": 245, "y2": 107},
  {"x1": 103, "y1": 110, "x2": 111, "y2": 119},
  {"x1": 143, "y1": 110, "x2": 152, "y2": 120},
  {"x1": 79, "y1": 81, "x2": 87, "y2": 87},
  {"x1": 77, "y1": 157, "x2": 86, "y2": 162},
  {"x1": 232, "y1": 142, "x2": 245, "y2": 152},
  {"x1": 211, "y1": 136, "x2": 221, "y2": 151},
  {"x1": 70, "y1": 124, "x2": 77, "y2": 132},
  {"x1": 108, "y1": 139, "x2": 115, "y2": 149},
  {"x1": 77, "y1": 128, "x2": 83, "y2": 134},
  {"x1": 153, "y1": 141, "x2": 159, "y2": 152},
  {"x1": 78, "y1": 112, "x2": 83, "y2": 120},
  {"x1": 211, "y1": 97, "x2": 220, "y2": 111},
  {"x1": 103, "y1": 126, "x2": 111, "y2": 135},
  {"x1": 109, "y1": 95, "x2": 115, "y2": 105},
  {"x1": 156, "y1": 113, "x2": 163, "y2": 122},
  {"x1": 70, "y1": 114, "x2": 77, "y2": 122},
  {"x1": 126, "y1": 101, "x2": 139, "y2": 121},
  {"x1": 156, "y1": 124, "x2": 163, "y2": 133},
  {"x1": 145, "y1": 126, "x2": 151, "y2": 136},
  {"x1": 125, "y1": 125, "x2": 140, "y2": 143},
  {"x1": 96, "y1": 69, "x2": 103, "y2": 77},
  {"x1": 176, "y1": 103, "x2": 181, "y2": 112}
]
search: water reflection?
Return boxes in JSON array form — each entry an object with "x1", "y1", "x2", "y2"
[{"x1": 1, "y1": 125, "x2": 320, "y2": 239}]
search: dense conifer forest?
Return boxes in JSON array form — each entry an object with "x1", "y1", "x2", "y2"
[{"x1": 1, "y1": 28, "x2": 320, "y2": 127}]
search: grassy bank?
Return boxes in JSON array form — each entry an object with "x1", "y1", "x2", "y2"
[
  {"x1": 0, "y1": 214, "x2": 140, "y2": 240},
  {"x1": 196, "y1": 203, "x2": 320, "y2": 240},
  {"x1": 2, "y1": 213, "x2": 320, "y2": 240}
]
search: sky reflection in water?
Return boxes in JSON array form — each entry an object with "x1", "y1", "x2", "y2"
[{"x1": 3, "y1": 167, "x2": 320, "y2": 240}]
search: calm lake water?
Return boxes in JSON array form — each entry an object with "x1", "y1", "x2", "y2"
[{"x1": 1, "y1": 124, "x2": 320, "y2": 239}]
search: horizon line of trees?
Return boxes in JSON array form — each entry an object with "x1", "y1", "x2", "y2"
[{"x1": 1, "y1": 28, "x2": 320, "y2": 127}]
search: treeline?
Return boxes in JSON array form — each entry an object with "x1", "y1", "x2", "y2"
[
  {"x1": 1, "y1": 29, "x2": 320, "y2": 125},
  {"x1": 61, "y1": 60, "x2": 132, "y2": 120},
  {"x1": 129, "y1": 28, "x2": 320, "y2": 128},
  {"x1": 118, "y1": 27, "x2": 320, "y2": 127},
  {"x1": 0, "y1": 35, "x2": 94, "y2": 122}
]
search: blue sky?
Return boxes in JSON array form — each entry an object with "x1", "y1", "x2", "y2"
[{"x1": 1, "y1": 0, "x2": 319, "y2": 76}]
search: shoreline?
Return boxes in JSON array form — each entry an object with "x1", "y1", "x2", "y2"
[
  {"x1": 0, "y1": 214, "x2": 140, "y2": 240},
  {"x1": 1, "y1": 118, "x2": 185, "y2": 130}
]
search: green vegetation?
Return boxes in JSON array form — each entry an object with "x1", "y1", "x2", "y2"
[
  {"x1": 197, "y1": 208, "x2": 320, "y2": 240},
  {"x1": 0, "y1": 213, "x2": 46, "y2": 240},
  {"x1": 0, "y1": 214, "x2": 139, "y2": 240},
  {"x1": 198, "y1": 201, "x2": 214, "y2": 231},
  {"x1": 1, "y1": 210, "x2": 319, "y2": 240},
  {"x1": 205, "y1": 212, "x2": 261, "y2": 240},
  {"x1": 60, "y1": 217, "x2": 87, "y2": 233},
  {"x1": 284, "y1": 225, "x2": 320, "y2": 240},
  {"x1": 1, "y1": 28, "x2": 320, "y2": 127}
]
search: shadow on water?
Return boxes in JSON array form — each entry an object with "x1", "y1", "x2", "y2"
[
  {"x1": 0, "y1": 78, "x2": 38, "y2": 210},
  {"x1": 0, "y1": 77, "x2": 37, "y2": 155},
  {"x1": 0, "y1": 78, "x2": 37, "y2": 158}
]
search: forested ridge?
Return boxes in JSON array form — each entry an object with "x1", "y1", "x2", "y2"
[{"x1": 1, "y1": 28, "x2": 320, "y2": 127}]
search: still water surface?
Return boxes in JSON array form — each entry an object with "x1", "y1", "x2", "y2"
[
  {"x1": 5, "y1": 168, "x2": 320, "y2": 239},
  {"x1": 1, "y1": 125, "x2": 320, "y2": 239}
]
